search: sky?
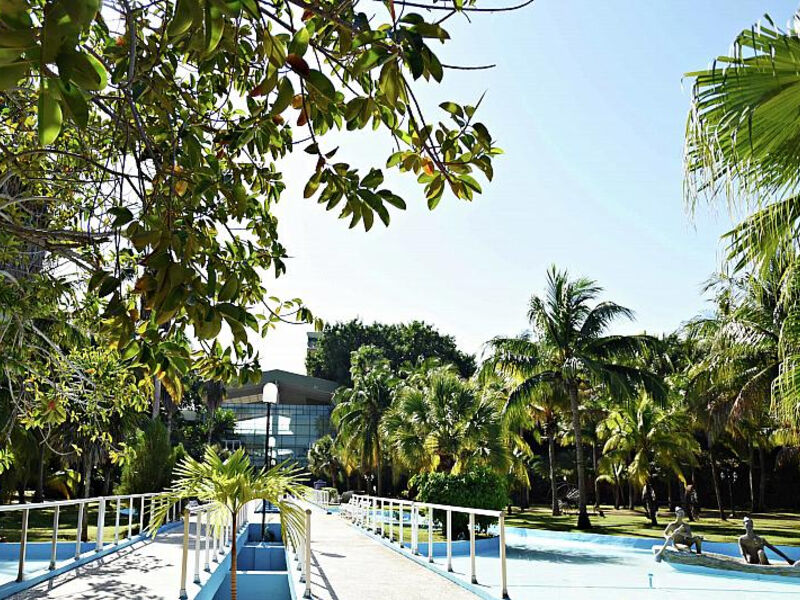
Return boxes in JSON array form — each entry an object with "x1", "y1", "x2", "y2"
[{"x1": 255, "y1": 0, "x2": 797, "y2": 374}]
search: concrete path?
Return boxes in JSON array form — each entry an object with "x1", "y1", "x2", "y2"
[
  {"x1": 10, "y1": 523, "x2": 223, "y2": 600},
  {"x1": 11, "y1": 510, "x2": 476, "y2": 600},
  {"x1": 306, "y1": 513, "x2": 477, "y2": 600}
]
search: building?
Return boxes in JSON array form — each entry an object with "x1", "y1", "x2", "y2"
[{"x1": 220, "y1": 369, "x2": 338, "y2": 468}]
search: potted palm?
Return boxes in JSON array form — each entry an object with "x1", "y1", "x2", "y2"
[{"x1": 151, "y1": 447, "x2": 307, "y2": 600}]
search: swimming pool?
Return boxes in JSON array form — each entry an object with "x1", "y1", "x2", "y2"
[
  {"x1": 369, "y1": 524, "x2": 800, "y2": 600},
  {"x1": 444, "y1": 528, "x2": 800, "y2": 599}
]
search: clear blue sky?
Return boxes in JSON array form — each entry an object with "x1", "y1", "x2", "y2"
[{"x1": 259, "y1": 1, "x2": 795, "y2": 374}]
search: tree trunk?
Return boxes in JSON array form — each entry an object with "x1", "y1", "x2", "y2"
[
  {"x1": 547, "y1": 428, "x2": 560, "y2": 516},
  {"x1": 667, "y1": 478, "x2": 673, "y2": 512},
  {"x1": 758, "y1": 446, "x2": 767, "y2": 511},
  {"x1": 35, "y1": 444, "x2": 47, "y2": 502},
  {"x1": 152, "y1": 377, "x2": 162, "y2": 419},
  {"x1": 627, "y1": 479, "x2": 634, "y2": 511},
  {"x1": 748, "y1": 447, "x2": 756, "y2": 513},
  {"x1": 592, "y1": 441, "x2": 600, "y2": 509},
  {"x1": 612, "y1": 469, "x2": 621, "y2": 510},
  {"x1": 727, "y1": 470, "x2": 735, "y2": 519},
  {"x1": 230, "y1": 510, "x2": 238, "y2": 600},
  {"x1": 568, "y1": 384, "x2": 591, "y2": 529},
  {"x1": 709, "y1": 449, "x2": 726, "y2": 520}
]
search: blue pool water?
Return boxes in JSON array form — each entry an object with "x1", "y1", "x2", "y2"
[
  {"x1": 0, "y1": 542, "x2": 95, "y2": 588},
  {"x1": 196, "y1": 523, "x2": 292, "y2": 600},
  {"x1": 438, "y1": 528, "x2": 800, "y2": 600}
]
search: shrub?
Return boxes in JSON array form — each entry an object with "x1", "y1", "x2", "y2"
[
  {"x1": 118, "y1": 420, "x2": 184, "y2": 494},
  {"x1": 409, "y1": 467, "x2": 509, "y2": 538}
]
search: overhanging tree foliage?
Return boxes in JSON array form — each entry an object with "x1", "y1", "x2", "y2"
[{"x1": 0, "y1": 0, "x2": 521, "y2": 413}]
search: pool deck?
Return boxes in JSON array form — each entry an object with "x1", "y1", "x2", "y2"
[
  {"x1": 305, "y1": 511, "x2": 477, "y2": 600},
  {"x1": 7, "y1": 523, "x2": 221, "y2": 600},
  {"x1": 8, "y1": 510, "x2": 478, "y2": 600}
]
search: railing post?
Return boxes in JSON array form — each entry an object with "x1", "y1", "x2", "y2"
[
  {"x1": 389, "y1": 500, "x2": 394, "y2": 542},
  {"x1": 398, "y1": 503, "x2": 404, "y2": 548},
  {"x1": 75, "y1": 502, "x2": 85, "y2": 560},
  {"x1": 114, "y1": 498, "x2": 121, "y2": 544},
  {"x1": 469, "y1": 511, "x2": 477, "y2": 584},
  {"x1": 446, "y1": 509, "x2": 452, "y2": 572},
  {"x1": 16, "y1": 508, "x2": 29, "y2": 582},
  {"x1": 380, "y1": 499, "x2": 385, "y2": 537},
  {"x1": 499, "y1": 512, "x2": 508, "y2": 599},
  {"x1": 193, "y1": 509, "x2": 202, "y2": 584},
  {"x1": 427, "y1": 505, "x2": 433, "y2": 563},
  {"x1": 411, "y1": 503, "x2": 418, "y2": 555},
  {"x1": 96, "y1": 499, "x2": 106, "y2": 552},
  {"x1": 49, "y1": 505, "x2": 60, "y2": 570},
  {"x1": 204, "y1": 508, "x2": 211, "y2": 572},
  {"x1": 140, "y1": 495, "x2": 145, "y2": 534},
  {"x1": 303, "y1": 509, "x2": 312, "y2": 599},
  {"x1": 127, "y1": 496, "x2": 133, "y2": 540},
  {"x1": 179, "y1": 508, "x2": 190, "y2": 600}
]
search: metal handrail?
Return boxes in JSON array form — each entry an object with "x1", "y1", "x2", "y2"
[
  {"x1": 2, "y1": 491, "x2": 180, "y2": 584},
  {"x1": 178, "y1": 501, "x2": 248, "y2": 600},
  {"x1": 284, "y1": 496, "x2": 313, "y2": 599},
  {"x1": 345, "y1": 493, "x2": 509, "y2": 599}
]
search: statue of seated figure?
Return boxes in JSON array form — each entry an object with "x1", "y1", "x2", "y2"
[
  {"x1": 662, "y1": 507, "x2": 703, "y2": 555},
  {"x1": 738, "y1": 516, "x2": 798, "y2": 566}
]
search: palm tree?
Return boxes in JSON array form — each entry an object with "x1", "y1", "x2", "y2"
[
  {"x1": 600, "y1": 394, "x2": 699, "y2": 525},
  {"x1": 486, "y1": 266, "x2": 663, "y2": 529},
  {"x1": 151, "y1": 447, "x2": 307, "y2": 600},
  {"x1": 331, "y1": 346, "x2": 396, "y2": 495},
  {"x1": 685, "y1": 16, "x2": 800, "y2": 269},
  {"x1": 482, "y1": 336, "x2": 567, "y2": 515},
  {"x1": 307, "y1": 434, "x2": 339, "y2": 487},
  {"x1": 382, "y1": 366, "x2": 511, "y2": 475}
]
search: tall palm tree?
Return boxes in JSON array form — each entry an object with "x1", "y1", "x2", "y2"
[
  {"x1": 486, "y1": 266, "x2": 663, "y2": 529},
  {"x1": 307, "y1": 434, "x2": 339, "y2": 487},
  {"x1": 600, "y1": 394, "x2": 699, "y2": 525},
  {"x1": 482, "y1": 336, "x2": 567, "y2": 515},
  {"x1": 151, "y1": 447, "x2": 306, "y2": 600},
  {"x1": 382, "y1": 366, "x2": 511, "y2": 475},
  {"x1": 331, "y1": 346, "x2": 396, "y2": 495}
]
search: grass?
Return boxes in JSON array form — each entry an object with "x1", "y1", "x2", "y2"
[
  {"x1": 0, "y1": 500, "x2": 152, "y2": 543},
  {"x1": 505, "y1": 505, "x2": 800, "y2": 547}
]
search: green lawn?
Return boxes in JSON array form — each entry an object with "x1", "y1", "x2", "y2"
[{"x1": 505, "y1": 505, "x2": 800, "y2": 547}]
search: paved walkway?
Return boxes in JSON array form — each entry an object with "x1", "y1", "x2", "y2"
[
  {"x1": 306, "y1": 512, "x2": 477, "y2": 600},
  {"x1": 10, "y1": 523, "x2": 221, "y2": 600},
  {"x1": 11, "y1": 511, "x2": 477, "y2": 600}
]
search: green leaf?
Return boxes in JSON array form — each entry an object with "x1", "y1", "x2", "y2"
[
  {"x1": 58, "y1": 50, "x2": 107, "y2": 91},
  {"x1": 288, "y1": 27, "x2": 310, "y2": 57},
  {"x1": 263, "y1": 28, "x2": 286, "y2": 69},
  {"x1": 306, "y1": 69, "x2": 335, "y2": 101},
  {"x1": 38, "y1": 81, "x2": 63, "y2": 145},
  {"x1": 270, "y1": 77, "x2": 293, "y2": 115},
  {"x1": 56, "y1": 79, "x2": 88, "y2": 128},
  {"x1": 204, "y1": 3, "x2": 224, "y2": 55},
  {"x1": 167, "y1": 0, "x2": 196, "y2": 38},
  {"x1": 440, "y1": 101, "x2": 463, "y2": 118},
  {"x1": 0, "y1": 61, "x2": 27, "y2": 90},
  {"x1": 218, "y1": 276, "x2": 239, "y2": 302}
]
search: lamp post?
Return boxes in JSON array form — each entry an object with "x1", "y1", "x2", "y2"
[{"x1": 261, "y1": 382, "x2": 278, "y2": 541}]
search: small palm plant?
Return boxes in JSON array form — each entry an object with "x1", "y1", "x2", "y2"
[{"x1": 150, "y1": 447, "x2": 307, "y2": 600}]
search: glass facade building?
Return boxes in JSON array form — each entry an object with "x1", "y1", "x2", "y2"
[{"x1": 220, "y1": 369, "x2": 338, "y2": 468}]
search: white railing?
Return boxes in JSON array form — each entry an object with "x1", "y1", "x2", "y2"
[
  {"x1": 178, "y1": 501, "x2": 248, "y2": 600},
  {"x1": 0, "y1": 492, "x2": 179, "y2": 584},
  {"x1": 344, "y1": 494, "x2": 508, "y2": 599},
  {"x1": 284, "y1": 497, "x2": 313, "y2": 599},
  {"x1": 306, "y1": 489, "x2": 331, "y2": 508}
]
